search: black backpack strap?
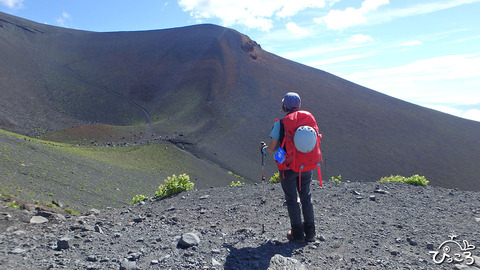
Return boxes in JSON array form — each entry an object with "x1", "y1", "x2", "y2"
[{"x1": 279, "y1": 119, "x2": 285, "y2": 147}]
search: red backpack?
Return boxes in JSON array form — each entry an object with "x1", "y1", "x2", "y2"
[{"x1": 276, "y1": 110, "x2": 323, "y2": 187}]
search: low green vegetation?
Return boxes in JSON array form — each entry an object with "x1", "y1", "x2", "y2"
[
  {"x1": 269, "y1": 172, "x2": 280, "y2": 183},
  {"x1": 131, "y1": 194, "x2": 149, "y2": 204},
  {"x1": 44, "y1": 202, "x2": 60, "y2": 209},
  {"x1": 229, "y1": 181, "x2": 245, "y2": 186},
  {"x1": 379, "y1": 174, "x2": 429, "y2": 186},
  {"x1": 64, "y1": 208, "x2": 80, "y2": 215},
  {"x1": 228, "y1": 171, "x2": 245, "y2": 181},
  {"x1": 1, "y1": 128, "x2": 221, "y2": 212},
  {"x1": 155, "y1": 173, "x2": 194, "y2": 197},
  {"x1": 7, "y1": 200, "x2": 20, "y2": 209},
  {"x1": 130, "y1": 174, "x2": 195, "y2": 204},
  {"x1": 329, "y1": 175, "x2": 342, "y2": 183}
]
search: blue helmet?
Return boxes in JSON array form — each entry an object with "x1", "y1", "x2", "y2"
[{"x1": 282, "y1": 92, "x2": 301, "y2": 111}]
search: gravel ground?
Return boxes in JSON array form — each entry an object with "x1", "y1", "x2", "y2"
[{"x1": 1, "y1": 181, "x2": 480, "y2": 269}]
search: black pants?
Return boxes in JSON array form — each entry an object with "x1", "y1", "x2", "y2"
[{"x1": 279, "y1": 169, "x2": 314, "y2": 227}]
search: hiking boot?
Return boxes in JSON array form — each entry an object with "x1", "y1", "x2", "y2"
[
  {"x1": 304, "y1": 222, "x2": 316, "y2": 242},
  {"x1": 287, "y1": 224, "x2": 305, "y2": 243}
]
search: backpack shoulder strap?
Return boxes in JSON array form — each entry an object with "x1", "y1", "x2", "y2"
[{"x1": 279, "y1": 119, "x2": 285, "y2": 147}]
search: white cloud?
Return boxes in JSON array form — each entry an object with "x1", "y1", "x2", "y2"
[
  {"x1": 332, "y1": 53, "x2": 480, "y2": 121},
  {"x1": 177, "y1": 0, "x2": 326, "y2": 31},
  {"x1": 314, "y1": 7, "x2": 366, "y2": 30},
  {"x1": 424, "y1": 105, "x2": 480, "y2": 122},
  {"x1": 398, "y1": 40, "x2": 422, "y2": 47},
  {"x1": 347, "y1": 53, "x2": 480, "y2": 87},
  {"x1": 276, "y1": 0, "x2": 326, "y2": 18},
  {"x1": 0, "y1": 0, "x2": 23, "y2": 9},
  {"x1": 360, "y1": 0, "x2": 390, "y2": 12},
  {"x1": 56, "y1": 12, "x2": 71, "y2": 27},
  {"x1": 314, "y1": 0, "x2": 389, "y2": 30},
  {"x1": 279, "y1": 41, "x2": 369, "y2": 60},
  {"x1": 462, "y1": 109, "x2": 480, "y2": 122},
  {"x1": 315, "y1": 0, "x2": 480, "y2": 30},
  {"x1": 347, "y1": 34, "x2": 373, "y2": 44},
  {"x1": 369, "y1": 0, "x2": 480, "y2": 25},
  {"x1": 305, "y1": 53, "x2": 372, "y2": 67},
  {"x1": 340, "y1": 53, "x2": 480, "y2": 115},
  {"x1": 285, "y1": 22, "x2": 309, "y2": 38},
  {"x1": 424, "y1": 104, "x2": 463, "y2": 116},
  {"x1": 326, "y1": 0, "x2": 341, "y2": 8}
]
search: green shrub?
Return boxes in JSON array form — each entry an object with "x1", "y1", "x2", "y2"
[
  {"x1": 155, "y1": 173, "x2": 194, "y2": 197},
  {"x1": 45, "y1": 202, "x2": 60, "y2": 209},
  {"x1": 404, "y1": 174, "x2": 429, "y2": 186},
  {"x1": 378, "y1": 174, "x2": 429, "y2": 186},
  {"x1": 7, "y1": 201, "x2": 20, "y2": 209},
  {"x1": 269, "y1": 172, "x2": 280, "y2": 183},
  {"x1": 379, "y1": 175, "x2": 405, "y2": 183},
  {"x1": 230, "y1": 181, "x2": 245, "y2": 186},
  {"x1": 131, "y1": 194, "x2": 149, "y2": 204},
  {"x1": 65, "y1": 208, "x2": 80, "y2": 215},
  {"x1": 329, "y1": 175, "x2": 342, "y2": 183}
]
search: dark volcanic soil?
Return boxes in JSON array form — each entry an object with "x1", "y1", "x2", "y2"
[{"x1": 1, "y1": 181, "x2": 480, "y2": 269}]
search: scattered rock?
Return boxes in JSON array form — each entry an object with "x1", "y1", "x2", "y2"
[
  {"x1": 56, "y1": 237, "x2": 70, "y2": 250},
  {"x1": 13, "y1": 230, "x2": 26, "y2": 235},
  {"x1": 212, "y1": 258, "x2": 222, "y2": 266},
  {"x1": 126, "y1": 251, "x2": 142, "y2": 261},
  {"x1": 119, "y1": 260, "x2": 140, "y2": 270},
  {"x1": 369, "y1": 195, "x2": 376, "y2": 201},
  {"x1": 51, "y1": 200, "x2": 63, "y2": 208},
  {"x1": 407, "y1": 237, "x2": 418, "y2": 246},
  {"x1": 390, "y1": 249, "x2": 400, "y2": 256},
  {"x1": 268, "y1": 254, "x2": 307, "y2": 270},
  {"x1": 30, "y1": 215, "x2": 48, "y2": 224},
  {"x1": 133, "y1": 216, "x2": 145, "y2": 223},
  {"x1": 1, "y1": 182, "x2": 480, "y2": 269},
  {"x1": 36, "y1": 211, "x2": 54, "y2": 218},
  {"x1": 9, "y1": 248, "x2": 27, "y2": 254},
  {"x1": 52, "y1": 213, "x2": 66, "y2": 222},
  {"x1": 94, "y1": 224, "x2": 104, "y2": 234},
  {"x1": 178, "y1": 232, "x2": 200, "y2": 248},
  {"x1": 2, "y1": 212, "x2": 12, "y2": 220},
  {"x1": 88, "y1": 208, "x2": 101, "y2": 215},
  {"x1": 86, "y1": 255, "x2": 97, "y2": 262},
  {"x1": 374, "y1": 189, "x2": 389, "y2": 194}
]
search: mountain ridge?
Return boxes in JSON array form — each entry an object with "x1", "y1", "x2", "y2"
[{"x1": 0, "y1": 11, "x2": 479, "y2": 206}]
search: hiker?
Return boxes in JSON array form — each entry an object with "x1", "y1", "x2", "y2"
[{"x1": 260, "y1": 92, "x2": 321, "y2": 243}]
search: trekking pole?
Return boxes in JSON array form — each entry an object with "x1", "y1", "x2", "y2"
[{"x1": 261, "y1": 146, "x2": 266, "y2": 233}]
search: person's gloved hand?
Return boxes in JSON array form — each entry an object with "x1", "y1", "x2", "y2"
[{"x1": 259, "y1": 141, "x2": 266, "y2": 154}]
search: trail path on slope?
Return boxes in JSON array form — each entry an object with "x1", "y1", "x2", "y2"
[{"x1": 63, "y1": 62, "x2": 152, "y2": 123}]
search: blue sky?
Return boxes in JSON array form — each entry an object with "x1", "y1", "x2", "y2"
[{"x1": 1, "y1": 0, "x2": 479, "y2": 122}]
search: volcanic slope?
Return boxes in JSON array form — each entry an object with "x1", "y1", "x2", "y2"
[{"x1": 1, "y1": 11, "x2": 480, "y2": 196}]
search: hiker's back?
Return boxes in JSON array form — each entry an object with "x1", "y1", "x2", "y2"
[{"x1": 277, "y1": 110, "x2": 322, "y2": 172}]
